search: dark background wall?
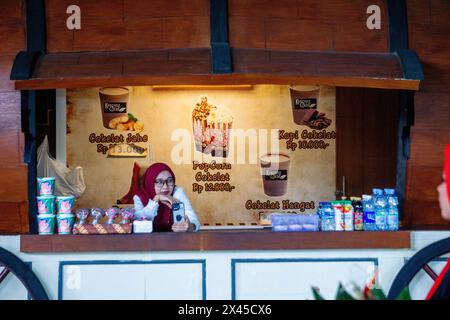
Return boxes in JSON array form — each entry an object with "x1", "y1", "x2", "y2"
[{"x1": 0, "y1": 0, "x2": 448, "y2": 233}]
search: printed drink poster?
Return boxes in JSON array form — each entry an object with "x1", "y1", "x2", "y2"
[{"x1": 66, "y1": 85, "x2": 336, "y2": 226}]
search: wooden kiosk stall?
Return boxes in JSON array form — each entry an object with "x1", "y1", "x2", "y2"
[{"x1": 0, "y1": 0, "x2": 449, "y2": 300}]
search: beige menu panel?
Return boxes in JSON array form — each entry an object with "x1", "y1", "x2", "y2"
[{"x1": 67, "y1": 85, "x2": 336, "y2": 225}]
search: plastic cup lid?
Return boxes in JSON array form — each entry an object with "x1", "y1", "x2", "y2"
[
  {"x1": 57, "y1": 213, "x2": 75, "y2": 218},
  {"x1": 36, "y1": 195, "x2": 55, "y2": 199},
  {"x1": 37, "y1": 214, "x2": 56, "y2": 218}
]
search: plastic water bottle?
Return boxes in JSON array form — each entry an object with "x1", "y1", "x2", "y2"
[
  {"x1": 318, "y1": 202, "x2": 335, "y2": 231},
  {"x1": 362, "y1": 195, "x2": 376, "y2": 231},
  {"x1": 373, "y1": 188, "x2": 388, "y2": 231},
  {"x1": 384, "y1": 188, "x2": 399, "y2": 231}
]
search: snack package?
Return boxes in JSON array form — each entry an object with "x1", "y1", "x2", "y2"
[{"x1": 91, "y1": 208, "x2": 105, "y2": 225}]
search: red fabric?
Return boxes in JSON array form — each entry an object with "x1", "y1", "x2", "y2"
[
  {"x1": 135, "y1": 163, "x2": 175, "y2": 232},
  {"x1": 445, "y1": 144, "x2": 450, "y2": 202},
  {"x1": 425, "y1": 145, "x2": 450, "y2": 299},
  {"x1": 426, "y1": 259, "x2": 450, "y2": 300},
  {"x1": 119, "y1": 162, "x2": 141, "y2": 204}
]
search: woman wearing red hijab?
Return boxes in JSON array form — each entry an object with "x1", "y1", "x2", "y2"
[
  {"x1": 425, "y1": 144, "x2": 450, "y2": 300},
  {"x1": 133, "y1": 162, "x2": 200, "y2": 232}
]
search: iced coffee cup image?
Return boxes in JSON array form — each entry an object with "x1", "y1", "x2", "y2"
[
  {"x1": 289, "y1": 85, "x2": 332, "y2": 129},
  {"x1": 289, "y1": 85, "x2": 320, "y2": 125},
  {"x1": 259, "y1": 153, "x2": 291, "y2": 197},
  {"x1": 99, "y1": 87, "x2": 129, "y2": 129}
]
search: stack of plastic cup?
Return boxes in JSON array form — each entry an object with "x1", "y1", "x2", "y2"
[
  {"x1": 37, "y1": 177, "x2": 56, "y2": 235},
  {"x1": 56, "y1": 195, "x2": 76, "y2": 234}
]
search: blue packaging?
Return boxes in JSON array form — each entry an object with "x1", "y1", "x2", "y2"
[
  {"x1": 318, "y1": 202, "x2": 335, "y2": 231},
  {"x1": 362, "y1": 194, "x2": 376, "y2": 231},
  {"x1": 271, "y1": 214, "x2": 319, "y2": 232}
]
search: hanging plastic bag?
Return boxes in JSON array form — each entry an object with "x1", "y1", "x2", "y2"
[{"x1": 37, "y1": 136, "x2": 86, "y2": 198}]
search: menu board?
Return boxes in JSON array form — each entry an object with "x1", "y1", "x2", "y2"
[{"x1": 66, "y1": 85, "x2": 336, "y2": 225}]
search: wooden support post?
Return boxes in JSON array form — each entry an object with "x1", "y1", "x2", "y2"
[
  {"x1": 387, "y1": 0, "x2": 423, "y2": 227},
  {"x1": 210, "y1": 0, "x2": 232, "y2": 73}
]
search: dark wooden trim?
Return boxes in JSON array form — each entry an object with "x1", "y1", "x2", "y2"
[
  {"x1": 387, "y1": 0, "x2": 408, "y2": 52},
  {"x1": 395, "y1": 50, "x2": 424, "y2": 81},
  {"x1": 11, "y1": 0, "x2": 47, "y2": 80},
  {"x1": 21, "y1": 91, "x2": 38, "y2": 234},
  {"x1": 387, "y1": 0, "x2": 420, "y2": 226},
  {"x1": 10, "y1": 0, "x2": 48, "y2": 234},
  {"x1": 26, "y1": 0, "x2": 47, "y2": 53},
  {"x1": 10, "y1": 51, "x2": 42, "y2": 81},
  {"x1": 20, "y1": 231, "x2": 411, "y2": 253},
  {"x1": 396, "y1": 91, "x2": 414, "y2": 225},
  {"x1": 210, "y1": 0, "x2": 232, "y2": 73}
]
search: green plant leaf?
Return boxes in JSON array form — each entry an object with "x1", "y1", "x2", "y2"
[
  {"x1": 311, "y1": 286, "x2": 325, "y2": 300},
  {"x1": 395, "y1": 286, "x2": 412, "y2": 300},
  {"x1": 128, "y1": 113, "x2": 138, "y2": 122},
  {"x1": 335, "y1": 283, "x2": 356, "y2": 300},
  {"x1": 370, "y1": 287, "x2": 387, "y2": 300}
]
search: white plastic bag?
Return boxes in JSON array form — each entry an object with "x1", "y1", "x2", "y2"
[{"x1": 37, "y1": 136, "x2": 86, "y2": 198}]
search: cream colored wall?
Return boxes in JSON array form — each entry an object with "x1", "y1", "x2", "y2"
[{"x1": 67, "y1": 85, "x2": 336, "y2": 225}]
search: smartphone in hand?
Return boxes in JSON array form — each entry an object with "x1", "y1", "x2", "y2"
[{"x1": 172, "y1": 202, "x2": 186, "y2": 224}]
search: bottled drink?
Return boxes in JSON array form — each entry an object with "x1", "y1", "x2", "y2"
[
  {"x1": 319, "y1": 202, "x2": 335, "y2": 231},
  {"x1": 373, "y1": 188, "x2": 388, "y2": 231},
  {"x1": 343, "y1": 200, "x2": 354, "y2": 231},
  {"x1": 332, "y1": 201, "x2": 344, "y2": 231},
  {"x1": 362, "y1": 195, "x2": 376, "y2": 231},
  {"x1": 351, "y1": 197, "x2": 364, "y2": 231},
  {"x1": 384, "y1": 188, "x2": 399, "y2": 231}
]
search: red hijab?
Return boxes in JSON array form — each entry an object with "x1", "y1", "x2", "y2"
[
  {"x1": 425, "y1": 144, "x2": 450, "y2": 300},
  {"x1": 136, "y1": 163, "x2": 175, "y2": 232}
]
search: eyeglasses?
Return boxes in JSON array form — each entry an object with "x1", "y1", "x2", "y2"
[{"x1": 154, "y1": 177, "x2": 175, "y2": 188}]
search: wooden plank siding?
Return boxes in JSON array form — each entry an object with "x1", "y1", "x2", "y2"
[
  {"x1": 0, "y1": 0, "x2": 28, "y2": 234},
  {"x1": 404, "y1": 0, "x2": 450, "y2": 228},
  {"x1": 45, "y1": 0, "x2": 211, "y2": 53},
  {"x1": 228, "y1": 0, "x2": 388, "y2": 52}
]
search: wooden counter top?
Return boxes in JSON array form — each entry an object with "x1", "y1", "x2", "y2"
[{"x1": 20, "y1": 230, "x2": 411, "y2": 253}]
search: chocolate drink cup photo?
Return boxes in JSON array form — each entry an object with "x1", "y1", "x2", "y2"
[
  {"x1": 289, "y1": 85, "x2": 320, "y2": 125},
  {"x1": 99, "y1": 87, "x2": 129, "y2": 129},
  {"x1": 259, "y1": 153, "x2": 291, "y2": 197}
]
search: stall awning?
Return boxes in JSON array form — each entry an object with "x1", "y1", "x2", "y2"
[{"x1": 12, "y1": 48, "x2": 422, "y2": 91}]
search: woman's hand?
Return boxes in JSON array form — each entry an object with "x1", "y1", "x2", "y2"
[
  {"x1": 172, "y1": 216, "x2": 195, "y2": 232},
  {"x1": 157, "y1": 195, "x2": 178, "y2": 209}
]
